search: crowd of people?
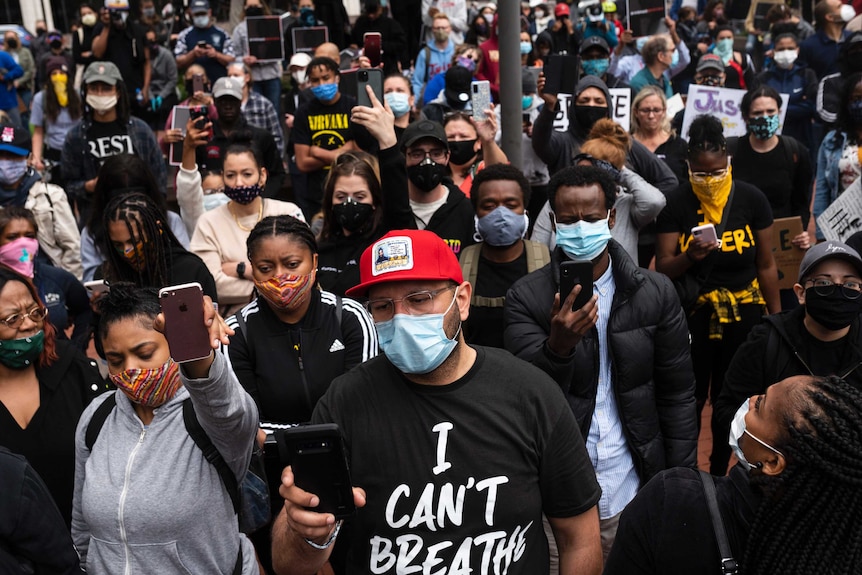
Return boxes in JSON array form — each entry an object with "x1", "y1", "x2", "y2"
[{"x1": 3, "y1": 0, "x2": 862, "y2": 573}]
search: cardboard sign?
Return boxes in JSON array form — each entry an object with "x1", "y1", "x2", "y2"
[
  {"x1": 169, "y1": 106, "x2": 191, "y2": 167},
  {"x1": 772, "y1": 216, "x2": 805, "y2": 289},
  {"x1": 247, "y1": 16, "x2": 284, "y2": 62},
  {"x1": 680, "y1": 85, "x2": 789, "y2": 139},
  {"x1": 553, "y1": 88, "x2": 632, "y2": 133},
  {"x1": 627, "y1": 0, "x2": 667, "y2": 37},
  {"x1": 817, "y1": 179, "x2": 862, "y2": 242}
]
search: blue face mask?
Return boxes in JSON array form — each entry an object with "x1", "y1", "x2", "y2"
[
  {"x1": 311, "y1": 82, "x2": 338, "y2": 102},
  {"x1": 522, "y1": 95, "x2": 533, "y2": 109},
  {"x1": 670, "y1": 49, "x2": 679, "y2": 68},
  {"x1": 748, "y1": 114, "x2": 780, "y2": 139},
  {"x1": 475, "y1": 206, "x2": 528, "y2": 246},
  {"x1": 714, "y1": 38, "x2": 734, "y2": 60},
  {"x1": 519, "y1": 41, "x2": 532, "y2": 55},
  {"x1": 375, "y1": 288, "x2": 461, "y2": 374},
  {"x1": 582, "y1": 58, "x2": 610, "y2": 77},
  {"x1": 385, "y1": 92, "x2": 411, "y2": 118},
  {"x1": 555, "y1": 211, "x2": 613, "y2": 261},
  {"x1": 635, "y1": 37, "x2": 648, "y2": 53}
]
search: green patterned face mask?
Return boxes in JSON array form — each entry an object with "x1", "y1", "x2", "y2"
[{"x1": 0, "y1": 330, "x2": 44, "y2": 369}]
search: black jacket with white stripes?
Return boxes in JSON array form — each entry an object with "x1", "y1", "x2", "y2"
[{"x1": 225, "y1": 290, "x2": 378, "y2": 424}]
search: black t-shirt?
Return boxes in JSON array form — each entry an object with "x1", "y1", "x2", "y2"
[
  {"x1": 654, "y1": 135, "x2": 688, "y2": 185},
  {"x1": 93, "y1": 22, "x2": 146, "y2": 93},
  {"x1": 313, "y1": 346, "x2": 600, "y2": 574},
  {"x1": 803, "y1": 328, "x2": 852, "y2": 376},
  {"x1": 292, "y1": 94, "x2": 356, "y2": 202},
  {"x1": 464, "y1": 249, "x2": 528, "y2": 349},
  {"x1": 86, "y1": 120, "x2": 134, "y2": 168},
  {"x1": 656, "y1": 180, "x2": 773, "y2": 292}
]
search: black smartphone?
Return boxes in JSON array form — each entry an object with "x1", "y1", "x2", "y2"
[
  {"x1": 363, "y1": 32, "x2": 382, "y2": 68},
  {"x1": 559, "y1": 260, "x2": 594, "y2": 311},
  {"x1": 189, "y1": 104, "x2": 209, "y2": 131},
  {"x1": 276, "y1": 424, "x2": 355, "y2": 519},
  {"x1": 355, "y1": 68, "x2": 383, "y2": 108},
  {"x1": 196, "y1": 40, "x2": 207, "y2": 48},
  {"x1": 158, "y1": 282, "x2": 212, "y2": 363},
  {"x1": 544, "y1": 55, "x2": 580, "y2": 96}
]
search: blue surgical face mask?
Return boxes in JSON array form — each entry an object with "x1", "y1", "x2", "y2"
[
  {"x1": 522, "y1": 94, "x2": 533, "y2": 109},
  {"x1": 311, "y1": 82, "x2": 338, "y2": 102},
  {"x1": 582, "y1": 58, "x2": 610, "y2": 77},
  {"x1": 0, "y1": 159, "x2": 28, "y2": 185},
  {"x1": 555, "y1": 210, "x2": 612, "y2": 261},
  {"x1": 635, "y1": 37, "x2": 648, "y2": 53},
  {"x1": 475, "y1": 206, "x2": 528, "y2": 246},
  {"x1": 519, "y1": 41, "x2": 532, "y2": 54},
  {"x1": 384, "y1": 92, "x2": 411, "y2": 118},
  {"x1": 375, "y1": 287, "x2": 461, "y2": 374},
  {"x1": 670, "y1": 48, "x2": 679, "y2": 68},
  {"x1": 729, "y1": 399, "x2": 784, "y2": 471},
  {"x1": 193, "y1": 14, "x2": 210, "y2": 27}
]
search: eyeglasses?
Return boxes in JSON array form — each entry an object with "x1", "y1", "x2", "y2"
[
  {"x1": 637, "y1": 107, "x2": 665, "y2": 116},
  {"x1": 687, "y1": 159, "x2": 730, "y2": 182},
  {"x1": 365, "y1": 286, "x2": 456, "y2": 322},
  {"x1": 406, "y1": 148, "x2": 448, "y2": 162},
  {"x1": 0, "y1": 306, "x2": 48, "y2": 329},
  {"x1": 804, "y1": 278, "x2": 862, "y2": 299},
  {"x1": 203, "y1": 187, "x2": 224, "y2": 195}
]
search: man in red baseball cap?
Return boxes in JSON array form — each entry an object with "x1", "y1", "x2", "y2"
[{"x1": 272, "y1": 229, "x2": 602, "y2": 575}]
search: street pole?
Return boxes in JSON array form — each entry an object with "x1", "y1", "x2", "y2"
[{"x1": 497, "y1": 1, "x2": 523, "y2": 170}]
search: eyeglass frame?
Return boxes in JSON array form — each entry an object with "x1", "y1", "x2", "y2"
[
  {"x1": 405, "y1": 147, "x2": 449, "y2": 163},
  {"x1": 803, "y1": 278, "x2": 862, "y2": 300},
  {"x1": 687, "y1": 156, "x2": 730, "y2": 182},
  {"x1": 0, "y1": 306, "x2": 48, "y2": 329},
  {"x1": 364, "y1": 285, "x2": 457, "y2": 322}
]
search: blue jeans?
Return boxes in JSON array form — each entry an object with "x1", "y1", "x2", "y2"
[{"x1": 253, "y1": 77, "x2": 282, "y2": 118}]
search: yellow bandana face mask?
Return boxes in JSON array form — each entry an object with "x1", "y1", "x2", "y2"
[
  {"x1": 689, "y1": 162, "x2": 733, "y2": 225},
  {"x1": 51, "y1": 73, "x2": 69, "y2": 107}
]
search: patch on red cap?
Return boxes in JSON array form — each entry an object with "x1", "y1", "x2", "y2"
[{"x1": 372, "y1": 236, "x2": 414, "y2": 277}]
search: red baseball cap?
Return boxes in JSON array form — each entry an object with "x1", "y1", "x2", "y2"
[
  {"x1": 555, "y1": 3, "x2": 570, "y2": 17},
  {"x1": 345, "y1": 230, "x2": 464, "y2": 298}
]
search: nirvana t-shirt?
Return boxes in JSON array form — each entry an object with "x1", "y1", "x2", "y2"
[
  {"x1": 86, "y1": 120, "x2": 134, "y2": 168},
  {"x1": 292, "y1": 94, "x2": 356, "y2": 205},
  {"x1": 656, "y1": 181, "x2": 773, "y2": 292},
  {"x1": 464, "y1": 249, "x2": 528, "y2": 349},
  {"x1": 313, "y1": 347, "x2": 600, "y2": 574}
]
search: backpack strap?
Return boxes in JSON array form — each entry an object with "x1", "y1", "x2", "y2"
[
  {"x1": 525, "y1": 240, "x2": 551, "y2": 273},
  {"x1": 462, "y1": 241, "x2": 549, "y2": 309},
  {"x1": 85, "y1": 393, "x2": 117, "y2": 451},
  {"x1": 182, "y1": 399, "x2": 241, "y2": 517},
  {"x1": 698, "y1": 470, "x2": 739, "y2": 574}
]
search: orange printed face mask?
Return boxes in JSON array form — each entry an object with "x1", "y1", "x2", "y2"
[
  {"x1": 254, "y1": 270, "x2": 316, "y2": 311},
  {"x1": 110, "y1": 359, "x2": 181, "y2": 407}
]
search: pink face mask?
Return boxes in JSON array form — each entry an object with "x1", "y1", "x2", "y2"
[{"x1": 0, "y1": 237, "x2": 39, "y2": 278}]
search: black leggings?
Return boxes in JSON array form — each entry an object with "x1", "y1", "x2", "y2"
[{"x1": 687, "y1": 302, "x2": 765, "y2": 475}]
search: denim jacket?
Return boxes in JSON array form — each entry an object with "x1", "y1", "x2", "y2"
[{"x1": 814, "y1": 129, "x2": 848, "y2": 236}]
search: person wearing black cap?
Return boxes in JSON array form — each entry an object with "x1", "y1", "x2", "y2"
[
  {"x1": 420, "y1": 63, "x2": 473, "y2": 124},
  {"x1": 714, "y1": 240, "x2": 862, "y2": 454},
  {"x1": 91, "y1": 0, "x2": 151, "y2": 114},
  {"x1": 174, "y1": 0, "x2": 236, "y2": 82},
  {"x1": 35, "y1": 31, "x2": 73, "y2": 96},
  {"x1": 533, "y1": 74, "x2": 677, "y2": 192},
  {"x1": 580, "y1": 36, "x2": 628, "y2": 89},
  {"x1": 402, "y1": 119, "x2": 475, "y2": 257}
]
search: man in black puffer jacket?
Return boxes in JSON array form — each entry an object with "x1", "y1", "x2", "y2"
[{"x1": 504, "y1": 165, "x2": 697, "y2": 555}]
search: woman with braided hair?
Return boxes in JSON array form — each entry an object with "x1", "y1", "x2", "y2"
[
  {"x1": 604, "y1": 374, "x2": 862, "y2": 573},
  {"x1": 99, "y1": 192, "x2": 216, "y2": 301}
]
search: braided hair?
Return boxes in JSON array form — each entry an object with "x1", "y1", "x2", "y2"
[
  {"x1": 687, "y1": 114, "x2": 727, "y2": 158},
  {"x1": 247, "y1": 215, "x2": 318, "y2": 261},
  {"x1": 96, "y1": 282, "x2": 160, "y2": 343},
  {"x1": 744, "y1": 375, "x2": 862, "y2": 574},
  {"x1": 100, "y1": 193, "x2": 181, "y2": 289}
]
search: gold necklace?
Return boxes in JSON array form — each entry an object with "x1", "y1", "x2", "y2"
[{"x1": 231, "y1": 199, "x2": 263, "y2": 232}]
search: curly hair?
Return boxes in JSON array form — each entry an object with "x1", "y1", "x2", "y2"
[
  {"x1": 547, "y1": 165, "x2": 617, "y2": 213},
  {"x1": 247, "y1": 215, "x2": 317, "y2": 260},
  {"x1": 582, "y1": 118, "x2": 630, "y2": 170},
  {"x1": 744, "y1": 375, "x2": 862, "y2": 573},
  {"x1": 469, "y1": 163, "x2": 532, "y2": 210},
  {"x1": 687, "y1": 114, "x2": 727, "y2": 157},
  {"x1": 97, "y1": 282, "x2": 161, "y2": 343}
]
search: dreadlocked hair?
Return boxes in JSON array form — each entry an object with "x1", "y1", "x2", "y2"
[
  {"x1": 100, "y1": 192, "x2": 181, "y2": 290},
  {"x1": 743, "y1": 375, "x2": 862, "y2": 574},
  {"x1": 686, "y1": 114, "x2": 726, "y2": 157},
  {"x1": 247, "y1": 215, "x2": 317, "y2": 261},
  {"x1": 96, "y1": 282, "x2": 161, "y2": 343}
]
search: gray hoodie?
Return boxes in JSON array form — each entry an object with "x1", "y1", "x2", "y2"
[{"x1": 72, "y1": 352, "x2": 260, "y2": 574}]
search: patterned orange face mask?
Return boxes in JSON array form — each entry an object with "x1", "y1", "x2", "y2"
[
  {"x1": 254, "y1": 270, "x2": 316, "y2": 311},
  {"x1": 110, "y1": 359, "x2": 182, "y2": 407},
  {"x1": 117, "y1": 240, "x2": 146, "y2": 271}
]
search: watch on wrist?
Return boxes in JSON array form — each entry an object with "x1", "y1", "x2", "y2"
[{"x1": 236, "y1": 261, "x2": 246, "y2": 279}]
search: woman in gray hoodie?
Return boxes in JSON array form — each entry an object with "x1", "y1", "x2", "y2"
[{"x1": 71, "y1": 283, "x2": 260, "y2": 574}]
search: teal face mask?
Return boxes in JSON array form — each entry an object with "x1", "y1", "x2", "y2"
[
  {"x1": 522, "y1": 95, "x2": 533, "y2": 109},
  {"x1": 555, "y1": 211, "x2": 612, "y2": 261},
  {"x1": 520, "y1": 41, "x2": 532, "y2": 54},
  {"x1": 582, "y1": 58, "x2": 610, "y2": 77},
  {"x1": 0, "y1": 330, "x2": 44, "y2": 369}
]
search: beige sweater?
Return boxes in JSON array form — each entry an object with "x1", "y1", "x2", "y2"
[{"x1": 190, "y1": 199, "x2": 305, "y2": 317}]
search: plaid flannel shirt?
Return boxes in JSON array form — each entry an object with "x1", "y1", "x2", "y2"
[
  {"x1": 242, "y1": 91, "x2": 284, "y2": 157},
  {"x1": 696, "y1": 278, "x2": 766, "y2": 340}
]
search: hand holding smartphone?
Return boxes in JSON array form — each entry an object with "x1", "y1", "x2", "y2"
[
  {"x1": 559, "y1": 260, "x2": 594, "y2": 312},
  {"x1": 158, "y1": 283, "x2": 212, "y2": 363},
  {"x1": 471, "y1": 80, "x2": 491, "y2": 122},
  {"x1": 355, "y1": 68, "x2": 383, "y2": 108},
  {"x1": 691, "y1": 223, "x2": 721, "y2": 248},
  {"x1": 363, "y1": 32, "x2": 382, "y2": 68}
]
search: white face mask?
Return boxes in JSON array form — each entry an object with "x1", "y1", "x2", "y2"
[
  {"x1": 728, "y1": 399, "x2": 784, "y2": 471},
  {"x1": 86, "y1": 93, "x2": 118, "y2": 113},
  {"x1": 82, "y1": 13, "x2": 97, "y2": 26},
  {"x1": 193, "y1": 14, "x2": 210, "y2": 28},
  {"x1": 291, "y1": 69, "x2": 307, "y2": 85},
  {"x1": 773, "y1": 49, "x2": 798, "y2": 69},
  {"x1": 841, "y1": 3, "x2": 857, "y2": 22}
]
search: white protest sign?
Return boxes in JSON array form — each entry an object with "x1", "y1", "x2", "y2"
[
  {"x1": 680, "y1": 85, "x2": 789, "y2": 140},
  {"x1": 552, "y1": 88, "x2": 632, "y2": 133},
  {"x1": 817, "y1": 179, "x2": 862, "y2": 242}
]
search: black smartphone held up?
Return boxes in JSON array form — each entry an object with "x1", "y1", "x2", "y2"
[
  {"x1": 363, "y1": 32, "x2": 382, "y2": 68},
  {"x1": 356, "y1": 68, "x2": 383, "y2": 108},
  {"x1": 544, "y1": 55, "x2": 580, "y2": 96},
  {"x1": 158, "y1": 282, "x2": 212, "y2": 363},
  {"x1": 276, "y1": 424, "x2": 355, "y2": 519},
  {"x1": 559, "y1": 260, "x2": 594, "y2": 312}
]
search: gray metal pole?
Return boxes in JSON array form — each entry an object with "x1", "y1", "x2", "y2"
[{"x1": 497, "y1": 1, "x2": 523, "y2": 170}]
